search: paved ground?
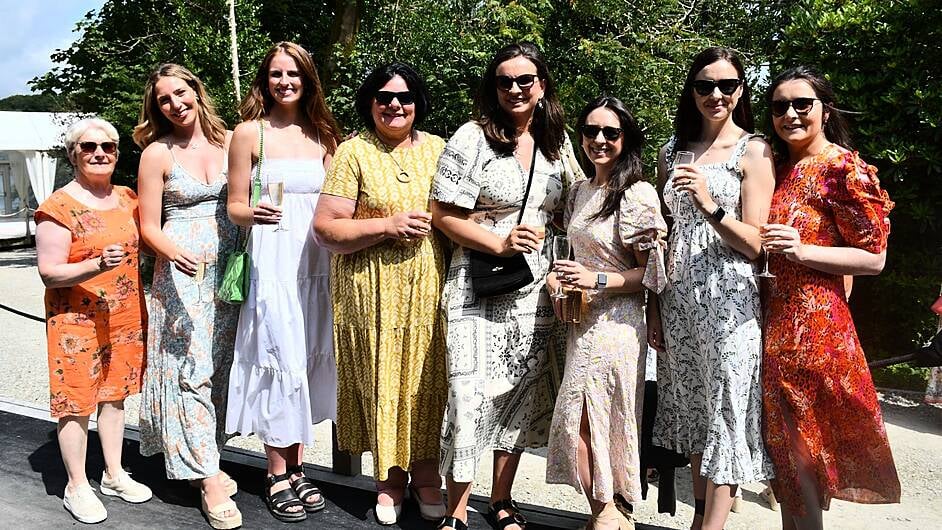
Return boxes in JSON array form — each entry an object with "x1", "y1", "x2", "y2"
[{"x1": 1, "y1": 247, "x2": 940, "y2": 529}]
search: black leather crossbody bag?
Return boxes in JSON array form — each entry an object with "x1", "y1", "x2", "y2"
[{"x1": 468, "y1": 140, "x2": 539, "y2": 298}]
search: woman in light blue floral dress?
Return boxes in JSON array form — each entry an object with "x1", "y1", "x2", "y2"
[{"x1": 134, "y1": 64, "x2": 242, "y2": 528}]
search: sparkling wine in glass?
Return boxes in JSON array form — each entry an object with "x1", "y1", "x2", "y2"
[
  {"x1": 551, "y1": 235, "x2": 571, "y2": 300},
  {"x1": 756, "y1": 234, "x2": 775, "y2": 279},
  {"x1": 667, "y1": 150, "x2": 696, "y2": 216},
  {"x1": 268, "y1": 180, "x2": 286, "y2": 232},
  {"x1": 194, "y1": 257, "x2": 207, "y2": 302}
]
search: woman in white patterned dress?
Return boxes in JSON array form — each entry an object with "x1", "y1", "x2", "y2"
[
  {"x1": 647, "y1": 47, "x2": 776, "y2": 530},
  {"x1": 430, "y1": 42, "x2": 583, "y2": 530},
  {"x1": 225, "y1": 42, "x2": 341, "y2": 524},
  {"x1": 545, "y1": 96, "x2": 667, "y2": 530},
  {"x1": 134, "y1": 63, "x2": 241, "y2": 529}
]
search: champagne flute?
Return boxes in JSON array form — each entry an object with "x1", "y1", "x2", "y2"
[
  {"x1": 551, "y1": 235, "x2": 571, "y2": 300},
  {"x1": 268, "y1": 179, "x2": 286, "y2": 232},
  {"x1": 667, "y1": 150, "x2": 695, "y2": 217},
  {"x1": 756, "y1": 229, "x2": 775, "y2": 278},
  {"x1": 194, "y1": 252, "x2": 207, "y2": 302}
]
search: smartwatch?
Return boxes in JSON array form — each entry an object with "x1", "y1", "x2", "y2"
[
  {"x1": 710, "y1": 205, "x2": 726, "y2": 223},
  {"x1": 595, "y1": 272, "x2": 608, "y2": 290}
]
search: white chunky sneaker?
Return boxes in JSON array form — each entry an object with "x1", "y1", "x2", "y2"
[
  {"x1": 99, "y1": 470, "x2": 153, "y2": 503},
  {"x1": 63, "y1": 483, "x2": 108, "y2": 524}
]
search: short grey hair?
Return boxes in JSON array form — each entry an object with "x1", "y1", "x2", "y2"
[{"x1": 64, "y1": 118, "x2": 120, "y2": 156}]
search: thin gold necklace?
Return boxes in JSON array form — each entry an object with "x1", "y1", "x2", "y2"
[{"x1": 379, "y1": 132, "x2": 414, "y2": 183}]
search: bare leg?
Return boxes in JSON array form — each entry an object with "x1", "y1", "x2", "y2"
[
  {"x1": 58, "y1": 415, "x2": 90, "y2": 494},
  {"x1": 701, "y1": 481, "x2": 737, "y2": 530},
  {"x1": 376, "y1": 465, "x2": 407, "y2": 506},
  {"x1": 96, "y1": 400, "x2": 125, "y2": 481},
  {"x1": 688, "y1": 453, "x2": 707, "y2": 530},
  {"x1": 265, "y1": 444, "x2": 303, "y2": 514},
  {"x1": 285, "y1": 443, "x2": 322, "y2": 507},
  {"x1": 444, "y1": 476, "x2": 473, "y2": 527},
  {"x1": 577, "y1": 403, "x2": 614, "y2": 529},
  {"x1": 409, "y1": 459, "x2": 444, "y2": 504},
  {"x1": 780, "y1": 404, "x2": 824, "y2": 530},
  {"x1": 491, "y1": 450, "x2": 524, "y2": 530}
]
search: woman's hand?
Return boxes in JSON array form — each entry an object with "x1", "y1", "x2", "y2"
[
  {"x1": 385, "y1": 211, "x2": 432, "y2": 240},
  {"x1": 545, "y1": 272, "x2": 564, "y2": 320},
  {"x1": 672, "y1": 163, "x2": 716, "y2": 213},
  {"x1": 554, "y1": 259, "x2": 595, "y2": 290},
  {"x1": 98, "y1": 244, "x2": 126, "y2": 271},
  {"x1": 171, "y1": 248, "x2": 200, "y2": 276},
  {"x1": 762, "y1": 223, "x2": 805, "y2": 262},
  {"x1": 500, "y1": 224, "x2": 542, "y2": 256},
  {"x1": 646, "y1": 302, "x2": 666, "y2": 352},
  {"x1": 252, "y1": 202, "x2": 282, "y2": 225}
]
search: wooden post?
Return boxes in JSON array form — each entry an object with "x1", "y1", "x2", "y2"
[{"x1": 331, "y1": 423, "x2": 360, "y2": 476}]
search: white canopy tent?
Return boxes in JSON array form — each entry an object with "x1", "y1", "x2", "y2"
[{"x1": 0, "y1": 111, "x2": 80, "y2": 242}]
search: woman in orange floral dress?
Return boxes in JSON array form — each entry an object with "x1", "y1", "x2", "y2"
[
  {"x1": 762, "y1": 66, "x2": 900, "y2": 530},
  {"x1": 36, "y1": 118, "x2": 152, "y2": 524}
]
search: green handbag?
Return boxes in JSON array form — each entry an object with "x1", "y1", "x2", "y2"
[{"x1": 218, "y1": 120, "x2": 264, "y2": 304}]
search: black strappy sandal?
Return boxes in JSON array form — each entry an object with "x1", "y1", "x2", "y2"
[
  {"x1": 264, "y1": 472, "x2": 307, "y2": 523},
  {"x1": 486, "y1": 499, "x2": 527, "y2": 530},
  {"x1": 287, "y1": 465, "x2": 326, "y2": 513},
  {"x1": 438, "y1": 515, "x2": 469, "y2": 530}
]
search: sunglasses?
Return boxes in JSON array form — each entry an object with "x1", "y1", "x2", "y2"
[
  {"x1": 495, "y1": 74, "x2": 539, "y2": 92},
  {"x1": 375, "y1": 90, "x2": 415, "y2": 105},
  {"x1": 691, "y1": 78, "x2": 743, "y2": 96},
  {"x1": 581, "y1": 125, "x2": 623, "y2": 141},
  {"x1": 770, "y1": 97, "x2": 820, "y2": 117},
  {"x1": 79, "y1": 141, "x2": 118, "y2": 155}
]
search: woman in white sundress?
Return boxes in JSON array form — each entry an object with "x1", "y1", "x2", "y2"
[
  {"x1": 647, "y1": 46, "x2": 776, "y2": 530},
  {"x1": 225, "y1": 41, "x2": 341, "y2": 524}
]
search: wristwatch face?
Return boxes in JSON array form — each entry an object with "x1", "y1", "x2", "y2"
[{"x1": 597, "y1": 272, "x2": 608, "y2": 288}]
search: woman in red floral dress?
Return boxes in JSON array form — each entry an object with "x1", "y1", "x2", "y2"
[{"x1": 761, "y1": 66, "x2": 900, "y2": 529}]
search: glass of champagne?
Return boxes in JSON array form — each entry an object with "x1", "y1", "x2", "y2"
[
  {"x1": 268, "y1": 179, "x2": 286, "y2": 232},
  {"x1": 551, "y1": 235, "x2": 571, "y2": 300},
  {"x1": 194, "y1": 252, "x2": 207, "y2": 302},
  {"x1": 669, "y1": 150, "x2": 696, "y2": 216},
  {"x1": 756, "y1": 228, "x2": 775, "y2": 278}
]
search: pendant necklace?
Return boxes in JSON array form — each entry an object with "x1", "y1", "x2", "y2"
[{"x1": 381, "y1": 133, "x2": 414, "y2": 183}]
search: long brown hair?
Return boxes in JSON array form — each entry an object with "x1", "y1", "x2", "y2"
[
  {"x1": 132, "y1": 63, "x2": 227, "y2": 149},
  {"x1": 239, "y1": 41, "x2": 341, "y2": 154},
  {"x1": 475, "y1": 42, "x2": 566, "y2": 161}
]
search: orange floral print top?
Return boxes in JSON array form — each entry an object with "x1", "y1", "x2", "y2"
[
  {"x1": 763, "y1": 145, "x2": 900, "y2": 513},
  {"x1": 35, "y1": 186, "x2": 146, "y2": 418}
]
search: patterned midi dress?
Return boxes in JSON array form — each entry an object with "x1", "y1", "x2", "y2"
[
  {"x1": 654, "y1": 135, "x2": 774, "y2": 485},
  {"x1": 431, "y1": 122, "x2": 583, "y2": 482},
  {"x1": 321, "y1": 131, "x2": 448, "y2": 480},
  {"x1": 139, "y1": 158, "x2": 240, "y2": 480},
  {"x1": 35, "y1": 187, "x2": 146, "y2": 418},
  {"x1": 763, "y1": 145, "x2": 900, "y2": 513},
  {"x1": 545, "y1": 180, "x2": 667, "y2": 503}
]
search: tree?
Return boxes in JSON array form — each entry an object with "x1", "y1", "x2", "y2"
[{"x1": 0, "y1": 93, "x2": 70, "y2": 112}]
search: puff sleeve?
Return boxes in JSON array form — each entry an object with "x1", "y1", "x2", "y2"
[
  {"x1": 430, "y1": 122, "x2": 486, "y2": 209},
  {"x1": 321, "y1": 139, "x2": 361, "y2": 200},
  {"x1": 824, "y1": 151, "x2": 894, "y2": 254},
  {"x1": 619, "y1": 181, "x2": 669, "y2": 293}
]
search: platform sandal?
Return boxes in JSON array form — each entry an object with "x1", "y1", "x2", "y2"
[
  {"x1": 264, "y1": 472, "x2": 307, "y2": 523},
  {"x1": 486, "y1": 498, "x2": 527, "y2": 530},
  {"x1": 286, "y1": 465, "x2": 326, "y2": 513},
  {"x1": 438, "y1": 515, "x2": 469, "y2": 530}
]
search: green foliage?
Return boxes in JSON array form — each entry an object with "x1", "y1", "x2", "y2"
[
  {"x1": 871, "y1": 363, "x2": 930, "y2": 392},
  {"x1": 0, "y1": 93, "x2": 70, "y2": 112},
  {"x1": 772, "y1": 0, "x2": 942, "y2": 360}
]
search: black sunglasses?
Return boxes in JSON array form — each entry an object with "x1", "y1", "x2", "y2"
[
  {"x1": 375, "y1": 90, "x2": 415, "y2": 105},
  {"x1": 691, "y1": 78, "x2": 743, "y2": 96},
  {"x1": 771, "y1": 97, "x2": 820, "y2": 117},
  {"x1": 581, "y1": 125, "x2": 623, "y2": 141},
  {"x1": 79, "y1": 141, "x2": 118, "y2": 155},
  {"x1": 495, "y1": 74, "x2": 539, "y2": 92}
]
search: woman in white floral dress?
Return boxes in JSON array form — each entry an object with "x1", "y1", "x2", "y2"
[
  {"x1": 545, "y1": 96, "x2": 667, "y2": 530},
  {"x1": 647, "y1": 47, "x2": 776, "y2": 530},
  {"x1": 430, "y1": 42, "x2": 583, "y2": 530}
]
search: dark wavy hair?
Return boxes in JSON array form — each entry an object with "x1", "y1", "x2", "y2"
[
  {"x1": 355, "y1": 61, "x2": 432, "y2": 132},
  {"x1": 673, "y1": 47, "x2": 754, "y2": 151},
  {"x1": 766, "y1": 65, "x2": 854, "y2": 159},
  {"x1": 475, "y1": 42, "x2": 566, "y2": 161},
  {"x1": 576, "y1": 96, "x2": 645, "y2": 221},
  {"x1": 239, "y1": 41, "x2": 341, "y2": 154}
]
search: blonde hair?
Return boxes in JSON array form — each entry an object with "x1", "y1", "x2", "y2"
[
  {"x1": 132, "y1": 63, "x2": 227, "y2": 149},
  {"x1": 64, "y1": 117, "x2": 120, "y2": 164},
  {"x1": 239, "y1": 41, "x2": 341, "y2": 154}
]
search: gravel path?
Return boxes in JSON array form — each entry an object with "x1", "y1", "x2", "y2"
[{"x1": 1, "y1": 247, "x2": 939, "y2": 529}]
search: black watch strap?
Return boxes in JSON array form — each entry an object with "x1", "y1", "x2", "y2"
[{"x1": 710, "y1": 205, "x2": 726, "y2": 223}]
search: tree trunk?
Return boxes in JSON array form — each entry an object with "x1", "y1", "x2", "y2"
[
  {"x1": 323, "y1": 0, "x2": 362, "y2": 89},
  {"x1": 228, "y1": 0, "x2": 241, "y2": 107}
]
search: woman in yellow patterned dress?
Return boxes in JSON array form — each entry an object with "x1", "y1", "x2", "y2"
[{"x1": 314, "y1": 62, "x2": 447, "y2": 525}]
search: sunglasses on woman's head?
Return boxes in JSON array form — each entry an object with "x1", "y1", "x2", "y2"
[
  {"x1": 581, "y1": 125, "x2": 623, "y2": 141},
  {"x1": 691, "y1": 78, "x2": 743, "y2": 96},
  {"x1": 495, "y1": 74, "x2": 539, "y2": 92},
  {"x1": 79, "y1": 141, "x2": 118, "y2": 155},
  {"x1": 770, "y1": 97, "x2": 820, "y2": 117},
  {"x1": 375, "y1": 90, "x2": 415, "y2": 105}
]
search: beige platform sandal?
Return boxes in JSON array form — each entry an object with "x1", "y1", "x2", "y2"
[
  {"x1": 587, "y1": 502, "x2": 635, "y2": 530},
  {"x1": 202, "y1": 494, "x2": 243, "y2": 529}
]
